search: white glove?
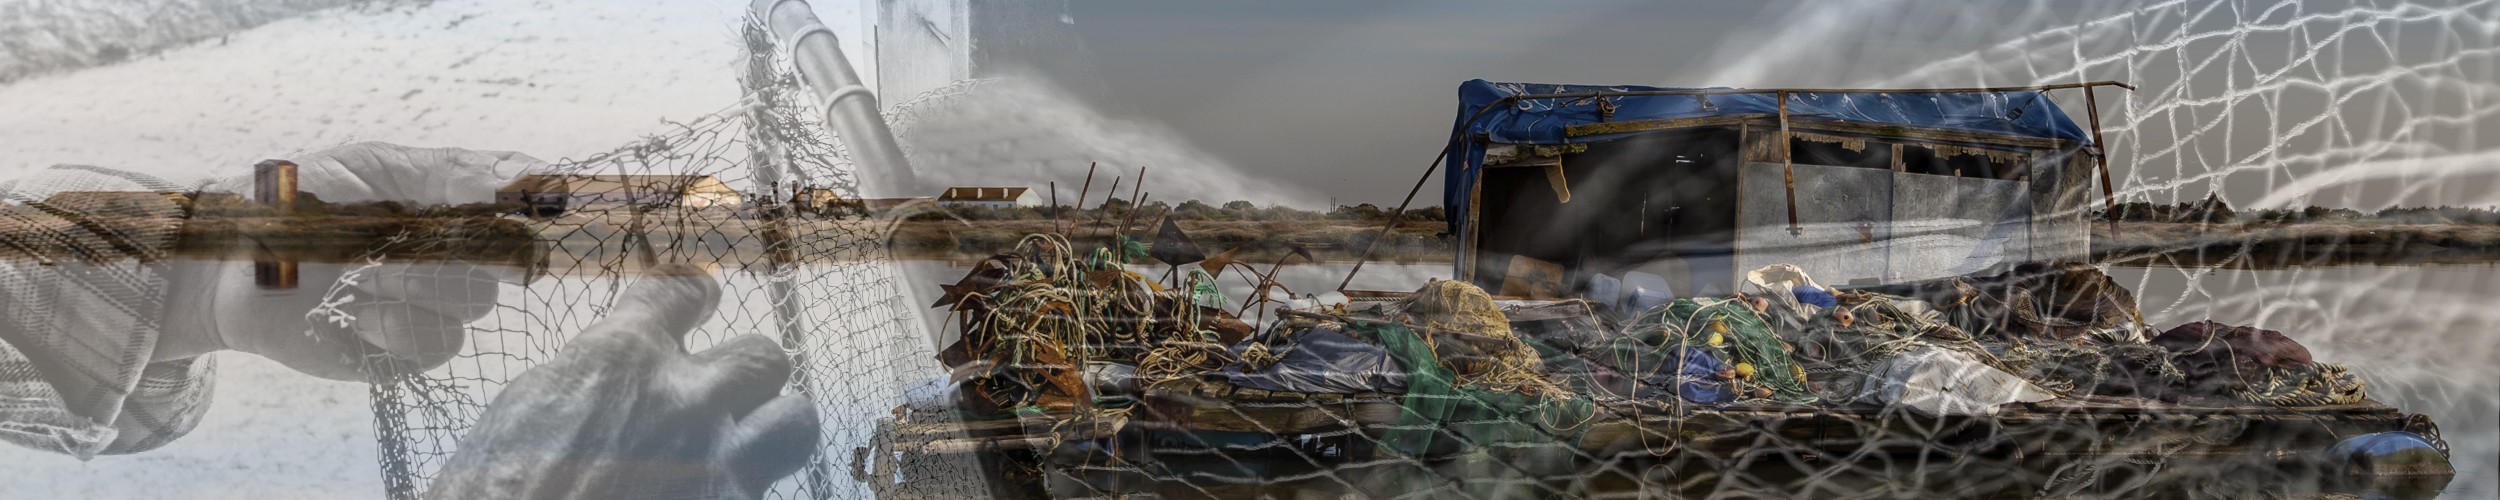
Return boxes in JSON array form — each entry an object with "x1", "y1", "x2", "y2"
[
  {"x1": 209, "y1": 141, "x2": 548, "y2": 205},
  {"x1": 164, "y1": 142, "x2": 545, "y2": 380}
]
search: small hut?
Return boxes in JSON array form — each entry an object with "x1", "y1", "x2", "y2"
[{"x1": 1444, "y1": 80, "x2": 2124, "y2": 298}]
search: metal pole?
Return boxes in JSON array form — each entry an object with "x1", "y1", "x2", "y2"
[{"x1": 752, "y1": 0, "x2": 918, "y2": 197}]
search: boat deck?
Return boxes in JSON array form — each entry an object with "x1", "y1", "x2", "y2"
[{"x1": 1121, "y1": 378, "x2": 2420, "y2": 461}]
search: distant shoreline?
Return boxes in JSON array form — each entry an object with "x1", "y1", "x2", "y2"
[
  {"x1": 36, "y1": 214, "x2": 2500, "y2": 270},
  {"x1": 2090, "y1": 221, "x2": 2500, "y2": 269}
]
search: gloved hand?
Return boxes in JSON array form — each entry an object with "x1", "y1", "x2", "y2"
[
  {"x1": 424, "y1": 265, "x2": 819, "y2": 499},
  {"x1": 164, "y1": 260, "x2": 505, "y2": 380},
  {"x1": 276, "y1": 141, "x2": 549, "y2": 206},
  {"x1": 159, "y1": 142, "x2": 546, "y2": 380}
]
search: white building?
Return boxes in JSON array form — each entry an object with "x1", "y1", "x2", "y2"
[{"x1": 934, "y1": 187, "x2": 1036, "y2": 209}]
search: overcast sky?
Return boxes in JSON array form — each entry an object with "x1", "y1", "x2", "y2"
[
  {"x1": 4, "y1": 0, "x2": 2488, "y2": 209},
  {"x1": 1049, "y1": 0, "x2": 1794, "y2": 206},
  {"x1": 976, "y1": 0, "x2": 2498, "y2": 208}
]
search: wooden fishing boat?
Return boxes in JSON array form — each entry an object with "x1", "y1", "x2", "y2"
[{"x1": 857, "y1": 81, "x2": 2457, "y2": 499}]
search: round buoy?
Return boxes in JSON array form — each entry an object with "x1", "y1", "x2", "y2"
[{"x1": 2327, "y1": 432, "x2": 2453, "y2": 478}]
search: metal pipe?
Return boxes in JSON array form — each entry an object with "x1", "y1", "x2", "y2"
[
  {"x1": 744, "y1": 3, "x2": 871, "y2": 493},
  {"x1": 751, "y1": 0, "x2": 918, "y2": 197}
]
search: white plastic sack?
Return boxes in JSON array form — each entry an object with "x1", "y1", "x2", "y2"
[{"x1": 1852, "y1": 345, "x2": 2054, "y2": 417}]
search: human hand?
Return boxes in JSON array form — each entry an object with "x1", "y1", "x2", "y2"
[
  {"x1": 161, "y1": 142, "x2": 545, "y2": 379},
  {"x1": 274, "y1": 141, "x2": 548, "y2": 206},
  {"x1": 424, "y1": 265, "x2": 819, "y2": 499},
  {"x1": 158, "y1": 260, "x2": 503, "y2": 381}
]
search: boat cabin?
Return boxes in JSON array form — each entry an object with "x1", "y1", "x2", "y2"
[{"x1": 1446, "y1": 80, "x2": 2125, "y2": 300}]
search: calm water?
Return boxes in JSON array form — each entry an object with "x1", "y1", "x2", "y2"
[{"x1": 0, "y1": 259, "x2": 2486, "y2": 498}]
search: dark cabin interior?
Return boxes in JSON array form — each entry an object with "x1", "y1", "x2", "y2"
[
  {"x1": 1467, "y1": 124, "x2": 2043, "y2": 299},
  {"x1": 1470, "y1": 127, "x2": 1741, "y2": 298}
]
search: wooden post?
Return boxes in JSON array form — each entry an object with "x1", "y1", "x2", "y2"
[
  {"x1": 1118, "y1": 192, "x2": 1152, "y2": 236},
  {"x1": 1090, "y1": 177, "x2": 1121, "y2": 238},
  {"x1": 1779, "y1": 91, "x2": 1801, "y2": 236},
  {"x1": 253, "y1": 159, "x2": 298, "y2": 213},
  {"x1": 253, "y1": 260, "x2": 298, "y2": 290},
  {"x1": 2083, "y1": 86, "x2": 2120, "y2": 240},
  {"x1": 1125, "y1": 165, "x2": 1147, "y2": 232},
  {"x1": 252, "y1": 159, "x2": 300, "y2": 289},
  {"x1": 1069, "y1": 163, "x2": 1096, "y2": 234}
]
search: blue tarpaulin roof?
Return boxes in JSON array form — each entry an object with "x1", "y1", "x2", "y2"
[{"x1": 1442, "y1": 79, "x2": 2093, "y2": 239}]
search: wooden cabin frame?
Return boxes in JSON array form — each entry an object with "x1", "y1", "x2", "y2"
[{"x1": 1451, "y1": 83, "x2": 2128, "y2": 297}]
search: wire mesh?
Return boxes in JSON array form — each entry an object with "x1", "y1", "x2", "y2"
[
  {"x1": 358, "y1": 19, "x2": 958, "y2": 500},
  {"x1": 349, "y1": 3, "x2": 2485, "y2": 499}
]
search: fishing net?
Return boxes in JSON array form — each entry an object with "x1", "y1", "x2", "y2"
[
  {"x1": 1620, "y1": 298, "x2": 1817, "y2": 404},
  {"x1": 898, "y1": 0, "x2": 2484, "y2": 496},
  {"x1": 338, "y1": 1, "x2": 2490, "y2": 498},
  {"x1": 1693, "y1": 0, "x2": 2497, "y2": 496},
  {"x1": 354, "y1": 19, "x2": 967, "y2": 500},
  {"x1": 1399, "y1": 280, "x2": 1567, "y2": 396}
]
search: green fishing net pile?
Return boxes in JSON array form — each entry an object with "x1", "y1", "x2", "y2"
[
  {"x1": 1345, "y1": 321, "x2": 1596, "y2": 458},
  {"x1": 1622, "y1": 298, "x2": 1818, "y2": 404}
]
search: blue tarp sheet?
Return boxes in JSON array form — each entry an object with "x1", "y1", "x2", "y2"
[
  {"x1": 1217, "y1": 327, "x2": 1409, "y2": 394},
  {"x1": 1441, "y1": 79, "x2": 2092, "y2": 243}
]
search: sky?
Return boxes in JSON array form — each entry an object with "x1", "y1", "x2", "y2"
[
  {"x1": 0, "y1": 1, "x2": 2494, "y2": 497},
  {"x1": 984, "y1": 0, "x2": 2499, "y2": 209},
  {"x1": 1057, "y1": 0, "x2": 1794, "y2": 206},
  {"x1": 1, "y1": 0, "x2": 2491, "y2": 209}
]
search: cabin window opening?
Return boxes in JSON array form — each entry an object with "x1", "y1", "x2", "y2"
[
  {"x1": 1471, "y1": 127, "x2": 1743, "y2": 298},
  {"x1": 1899, "y1": 143, "x2": 2028, "y2": 180},
  {"x1": 1787, "y1": 135, "x2": 1892, "y2": 170}
]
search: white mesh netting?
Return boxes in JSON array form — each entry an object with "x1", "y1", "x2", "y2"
[{"x1": 353, "y1": 2, "x2": 2495, "y2": 498}]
